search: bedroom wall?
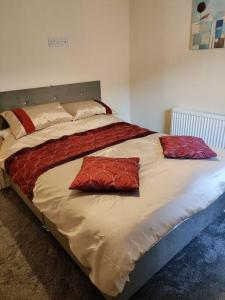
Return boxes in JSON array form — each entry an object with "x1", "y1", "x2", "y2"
[
  {"x1": 0, "y1": 0, "x2": 130, "y2": 120},
  {"x1": 130, "y1": 0, "x2": 225, "y2": 133}
]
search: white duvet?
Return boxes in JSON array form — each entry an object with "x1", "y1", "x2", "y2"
[{"x1": 1, "y1": 115, "x2": 225, "y2": 297}]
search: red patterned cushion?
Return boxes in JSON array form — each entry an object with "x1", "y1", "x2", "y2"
[
  {"x1": 160, "y1": 136, "x2": 217, "y2": 159},
  {"x1": 70, "y1": 156, "x2": 140, "y2": 191}
]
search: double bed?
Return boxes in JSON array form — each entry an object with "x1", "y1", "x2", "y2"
[{"x1": 1, "y1": 81, "x2": 225, "y2": 299}]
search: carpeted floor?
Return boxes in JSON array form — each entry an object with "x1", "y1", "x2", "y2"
[{"x1": 0, "y1": 188, "x2": 225, "y2": 300}]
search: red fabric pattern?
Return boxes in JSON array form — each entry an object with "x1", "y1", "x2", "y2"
[
  {"x1": 160, "y1": 136, "x2": 217, "y2": 159},
  {"x1": 12, "y1": 108, "x2": 35, "y2": 134},
  {"x1": 5, "y1": 122, "x2": 153, "y2": 199},
  {"x1": 70, "y1": 156, "x2": 140, "y2": 191},
  {"x1": 94, "y1": 100, "x2": 112, "y2": 114}
]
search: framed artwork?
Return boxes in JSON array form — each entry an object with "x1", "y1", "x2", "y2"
[{"x1": 191, "y1": 0, "x2": 225, "y2": 49}]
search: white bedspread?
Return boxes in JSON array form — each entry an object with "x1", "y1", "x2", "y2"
[{"x1": 1, "y1": 115, "x2": 225, "y2": 297}]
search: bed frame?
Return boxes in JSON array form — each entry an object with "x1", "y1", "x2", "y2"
[{"x1": 1, "y1": 81, "x2": 225, "y2": 300}]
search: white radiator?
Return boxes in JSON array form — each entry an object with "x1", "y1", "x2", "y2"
[{"x1": 171, "y1": 108, "x2": 225, "y2": 149}]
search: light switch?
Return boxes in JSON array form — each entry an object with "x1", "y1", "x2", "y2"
[{"x1": 48, "y1": 37, "x2": 69, "y2": 47}]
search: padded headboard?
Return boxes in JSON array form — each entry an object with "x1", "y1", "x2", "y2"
[
  {"x1": 0, "y1": 81, "x2": 101, "y2": 129},
  {"x1": 0, "y1": 81, "x2": 101, "y2": 111}
]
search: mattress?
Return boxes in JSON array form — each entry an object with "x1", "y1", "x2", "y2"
[{"x1": 1, "y1": 114, "x2": 225, "y2": 297}]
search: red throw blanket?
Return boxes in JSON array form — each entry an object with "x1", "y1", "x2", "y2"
[{"x1": 5, "y1": 122, "x2": 154, "y2": 199}]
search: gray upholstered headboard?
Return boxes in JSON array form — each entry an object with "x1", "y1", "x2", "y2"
[
  {"x1": 0, "y1": 81, "x2": 101, "y2": 111},
  {"x1": 0, "y1": 81, "x2": 101, "y2": 129}
]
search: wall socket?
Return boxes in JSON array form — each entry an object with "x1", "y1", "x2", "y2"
[{"x1": 48, "y1": 37, "x2": 69, "y2": 47}]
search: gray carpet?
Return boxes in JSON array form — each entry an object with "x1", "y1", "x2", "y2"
[{"x1": 0, "y1": 188, "x2": 225, "y2": 300}]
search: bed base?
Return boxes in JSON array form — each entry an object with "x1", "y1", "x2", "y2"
[{"x1": 10, "y1": 181, "x2": 225, "y2": 300}]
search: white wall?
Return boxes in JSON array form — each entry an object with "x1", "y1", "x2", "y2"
[
  {"x1": 0, "y1": 0, "x2": 130, "y2": 120},
  {"x1": 130, "y1": 0, "x2": 225, "y2": 133}
]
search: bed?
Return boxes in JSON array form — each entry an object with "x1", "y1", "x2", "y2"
[{"x1": 1, "y1": 81, "x2": 225, "y2": 300}]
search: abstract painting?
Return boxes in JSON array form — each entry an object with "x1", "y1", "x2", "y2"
[{"x1": 191, "y1": 0, "x2": 225, "y2": 49}]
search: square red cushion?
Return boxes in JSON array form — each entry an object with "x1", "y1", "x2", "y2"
[
  {"x1": 69, "y1": 156, "x2": 140, "y2": 191},
  {"x1": 159, "y1": 136, "x2": 217, "y2": 159}
]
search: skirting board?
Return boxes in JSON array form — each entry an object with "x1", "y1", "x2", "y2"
[{"x1": 8, "y1": 179, "x2": 225, "y2": 300}]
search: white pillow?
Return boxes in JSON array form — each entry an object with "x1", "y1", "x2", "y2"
[
  {"x1": 62, "y1": 100, "x2": 113, "y2": 121},
  {"x1": 1, "y1": 102, "x2": 73, "y2": 139}
]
